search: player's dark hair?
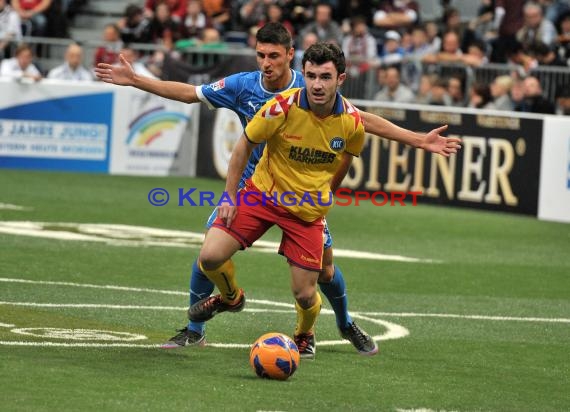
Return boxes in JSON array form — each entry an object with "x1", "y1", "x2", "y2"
[
  {"x1": 256, "y1": 22, "x2": 293, "y2": 50},
  {"x1": 302, "y1": 42, "x2": 346, "y2": 75}
]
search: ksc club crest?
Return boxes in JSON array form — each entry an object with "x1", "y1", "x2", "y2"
[{"x1": 329, "y1": 137, "x2": 345, "y2": 151}]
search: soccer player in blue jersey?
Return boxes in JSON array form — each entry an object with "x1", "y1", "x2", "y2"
[{"x1": 95, "y1": 22, "x2": 460, "y2": 356}]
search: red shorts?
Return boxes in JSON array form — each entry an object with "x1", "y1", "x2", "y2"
[{"x1": 212, "y1": 186, "x2": 325, "y2": 271}]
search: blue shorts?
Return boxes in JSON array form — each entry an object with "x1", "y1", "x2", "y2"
[{"x1": 206, "y1": 208, "x2": 333, "y2": 249}]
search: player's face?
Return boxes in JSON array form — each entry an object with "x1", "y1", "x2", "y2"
[
  {"x1": 303, "y1": 61, "x2": 346, "y2": 114},
  {"x1": 255, "y1": 42, "x2": 294, "y2": 89}
]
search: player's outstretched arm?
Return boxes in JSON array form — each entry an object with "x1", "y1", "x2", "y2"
[
  {"x1": 220, "y1": 134, "x2": 256, "y2": 228},
  {"x1": 94, "y1": 54, "x2": 200, "y2": 104},
  {"x1": 359, "y1": 110, "x2": 462, "y2": 157}
]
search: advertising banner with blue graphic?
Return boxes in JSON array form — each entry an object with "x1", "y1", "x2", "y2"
[
  {"x1": 109, "y1": 88, "x2": 198, "y2": 176},
  {"x1": 0, "y1": 79, "x2": 112, "y2": 172},
  {"x1": 0, "y1": 79, "x2": 199, "y2": 176}
]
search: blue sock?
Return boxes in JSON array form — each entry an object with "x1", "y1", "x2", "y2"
[
  {"x1": 318, "y1": 265, "x2": 352, "y2": 329},
  {"x1": 187, "y1": 260, "x2": 215, "y2": 334}
]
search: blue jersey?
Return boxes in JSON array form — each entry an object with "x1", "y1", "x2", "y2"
[{"x1": 196, "y1": 69, "x2": 304, "y2": 187}]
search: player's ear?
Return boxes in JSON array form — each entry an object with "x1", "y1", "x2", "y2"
[
  {"x1": 287, "y1": 46, "x2": 295, "y2": 60},
  {"x1": 337, "y1": 72, "x2": 347, "y2": 87}
]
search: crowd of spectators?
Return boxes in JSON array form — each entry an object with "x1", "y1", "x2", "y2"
[{"x1": 1, "y1": 0, "x2": 570, "y2": 113}]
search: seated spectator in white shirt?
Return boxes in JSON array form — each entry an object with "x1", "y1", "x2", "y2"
[
  {"x1": 487, "y1": 74, "x2": 515, "y2": 110},
  {"x1": 0, "y1": 0, "x2": 22, "y2": 58},
  {"x1": 0, "y1": 43, "x2": 42, "y2": 81},
  {"x1": 48, "y1": 43, "x2": 94, "y2": 81},
  {"x1": 374, "y1": 65, "x2": 415, "y2": 103}
]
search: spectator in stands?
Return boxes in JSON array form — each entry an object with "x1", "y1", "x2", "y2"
[
  {"x1": 468, "y1": 0, "x2": 495, "y2": 42},
  {"x1": 293, "y1": 30, "x2": 318, "y2": 71},
  {"x1": 342, "y1": 16, "x2": 378, "y2": 63},
  {"x1": 0, "y1": 43, "x2": 42, "y2": 81},
  {"x1": 467, "y1": 82, "x2": 493, "y2": 109},
  {"x1": 415, "y1": 73, "x2": 435, "y2": 104},
  {"x1": 555, "y1": 84, "x2": 570, "y2": 115},
  {"x1": 338, "y1": 0, "x2": 373, "y2": 34},
  {"x1": 0, "y1": 0, "x2": 22, "y2": 59},
  {"x1": 490, "y1": 0, "x2": 526, "y2": 62},
  {"x1": 425, "y1": 21, "x2": 441, "y2": 54},
  {"x1": 144, "y1": 0, "x2": 187, "y2": 23},
  {"x1": 148, "y1": 2, "x2": 183, "y2": 49},
  {"x1": 200, "y1": 27, "x2": 225, "y2": 49},
  {"x1": 442, "y1": 7, "x2": 479, "y2": 54},
  {"x1": 299, "y1": 3, "x2": 343, "y2": 46},
  {"x1": 464, "y1": 39, "x2": 489, "y2": 66},
  {"x1": 528, "y1": 41, "x2": 567, "y2": 66},
  {"x1": 373, "y1": 0, "x2": 419, "y2": 30},
  {"x1": 373, "y1": 65, "x2": 389, "y2": 96},
  {"x1": 380, "y1": 30, "x2": 405, "y2": 65},
  {"x1": 516, "y1": 75, "x2": 556, "y2": 113},
  {"x1": 406, "y1": 25, "x2": 436, "y2": 59},
  {"x1": 422, "y1": 30, "x2": 462, "y2": 64},
  {"x1": 429, "y1": 77, "x2": 452, "y2": 106},
  {"x1": 201, "y1": 0, "x2": 231, "y2": 33},
  {"x1": 506, "y1": 40, "x2": 539, "y2": 73},
  {"x1": 11, "y1": 0, "x2": 52, "y2": 36},
  {"x1": 447, "y1": 74, "x2": 465, "y2": 107},
  {"x1": 282, "y1": 0, "x2": 313, "y2": 34},
  {"x1": 181, "y1": 0, "x2": 212, "y2": 40},
  {"x1": 423, "y1": 30, "x2": 486, "y2": 67},
  {"x1": 47, "y1": 43, "x2": 93, "y2": 81},
  {"x1": 94, "y1": 24, "x2": 123, "y2": 68},
  {"x1": 516, "y1": 2, "x2": 558, "y2": 50},
  {"x1": 487, "y1": 75, "x2": 515, "y2": 110},
  {"x1": 556, "y1": 10, "x2": 570, "y2": 65},
  {"x1": 240, "y1": 0, "x2": 272, "y2": 31},
  {"x1": 258, "y1": 4, "x2": 295, "y2": 36},
  {"x1": 374, "y1": 65, "x2": 415, "y2": 103},
  {"x1": 118, "y1": 4, "x2": 152, "y2": 44}
]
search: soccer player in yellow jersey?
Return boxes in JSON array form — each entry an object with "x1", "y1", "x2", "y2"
[{"x1": 189, "y1": 42, "x2": 365, "y2": 358}]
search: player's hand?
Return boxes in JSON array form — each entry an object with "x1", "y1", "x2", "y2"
[
  {"x1": 94, "y1": 54, "x2": 135, "y2": 86},
  {"x1": 218, "y1": 203, "x2": 238, "y2": 228},
  {"x1": 422, "y1": 125, "x2": 462, "y2": 157}
]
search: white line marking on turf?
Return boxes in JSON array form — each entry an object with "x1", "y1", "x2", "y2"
[
  {"x1": 0, "y1": 322, "x2": 15, "y2": 328},
  {"x1": 0, "y1": 221, "x2": 436, "y2": 263},
  {"x1": 0, "y1": 277, "x2": 187, "y2": 296},
  {"x1": 396, "y1": 409, "x2": 460, "y2": 412},
  {"x1": 358, "y1": 311, "x2": 570, "y2": 323},
  {"x1": 0, "y1": 341, "x2": 159, "y2": 348},
  {"x1": 2, "y1": 277, "x2": 568, "y2": 324},
  {"x1": 0, "y1": 203, "x2": 32, "y2": 211},
  {"x1": 11, "y1": 328, "x2": 147, "y2": 341}
]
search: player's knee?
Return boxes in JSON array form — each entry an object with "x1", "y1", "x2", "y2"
[
  {"x1": 198, "y1": 249, "x2": 224, "y2": 271},
  {"x1": 318, "y1": 264, "x2": 335, "y2": 283},
  {"x1": 293, "y1": 289, "x2": 317, "y2": 308}
]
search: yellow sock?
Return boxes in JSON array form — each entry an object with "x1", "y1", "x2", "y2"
[
  {"x1": 295, "y1": 292, "x2": 322, "y2": 335},
  {"x1": 199, "y1": 259, "x2": 241, "y2": 304}
]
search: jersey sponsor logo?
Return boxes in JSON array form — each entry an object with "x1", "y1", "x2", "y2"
[
  {"x1": 247, "y1": 101, "x2": 259, "y2": 112},
  {"x1": 329, "y1": 137, "x2": 346, "y2": 152},
  {"x1": 289, "y1": 145, "x2": 335, "y2": 164},
  {"x1": 210, "y1": 79, "x2": 225, "y2": 91}
]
